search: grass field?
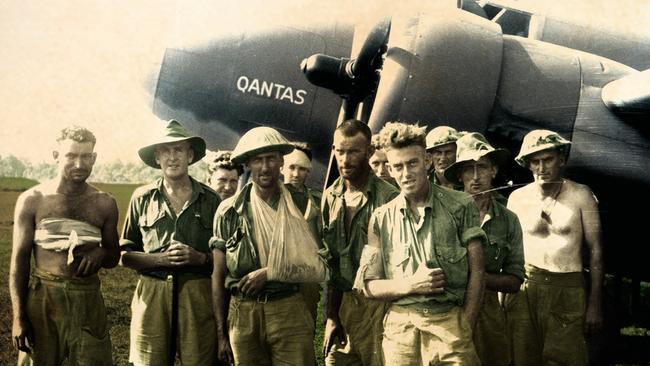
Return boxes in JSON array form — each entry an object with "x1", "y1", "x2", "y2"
[{"x1": 0, "y1": 178, "x2": 325, "y2": 365}]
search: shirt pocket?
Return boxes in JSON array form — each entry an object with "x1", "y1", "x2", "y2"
[
  {"x1": 188, "y1": 208, "x2": 214, "y2": 251},
  {"x1": 225, "y1": 225, "x2": 258, "y2": 278},
  {"x1": 485, "y1": 236, "x2": 510, "y2": 271},
  {"x1": 138, "y1": 209, "x2": 167, "y2": 251},
  {"x1": 436, "y1": 243, "x2": 468, "y2": 289}
]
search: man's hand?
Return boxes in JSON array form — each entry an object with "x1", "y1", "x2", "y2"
[
  {"x1": 585, "y1": 302, "x2": 603, "y2": 335},
  {"x1": 74, "y1": 246, "x2": 106, "y2": 277},
  {"x1": 12, "y1": 316, "x2": 34, "y2": 353},
  {"x1": 323, "y1": 317, "x2": 347, "y2": 357},
  {"x1": 164, "y1": 242, "x2": 203, "y2": 268},
  {"x1": 217, "y1": 336, "x2": 234, "y2": 365},
  {"x1": 237, "y1": 268, "x2": 268, "y2": 296},
  {"x1": 408, "y1": 266, "x2": 445, "y2": 295}
]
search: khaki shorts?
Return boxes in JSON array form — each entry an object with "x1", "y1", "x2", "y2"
[
  {"x1": 18, "y1": 268, "x2": 112, "y2": 366},
  {"x1": 382, "y1": 305, "x2": 479, "y2": 366},
  {"x1": 229, "y1": 292, "x2": 316, "y2": 365},
  {"x1": 129, "y1": 275, "x2": 216, "y2": 366},
  {"x1": 473, "y1": 290, "x2": 510, "y2": 366},
  {"x1": 325, "y1": 291, "x2": 388, "y2": 366},
  {"x1": 505, "y1": 266, "x2": 587, "y2": 366}
]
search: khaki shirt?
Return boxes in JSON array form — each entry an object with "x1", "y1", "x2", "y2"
[
  {"x1": 483, "y1": 195, "x2": 525, "y2": 281},
  {"x1": 211, "y1": 182, "x2": 324, "y2": 295},
  {"x1": 120, "y1": 177, "x2": 221, "y2": 277},
  {"x1": 322, "y1": 172, "x2": 399, "y2": 292},
  {"x1": 367, "y1": 182, "x2": 486, "y2": 313}
]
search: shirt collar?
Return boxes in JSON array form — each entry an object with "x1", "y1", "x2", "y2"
[
  {"x1": 398, "y1": 182, "x2": 435, "y2": 217},
  {"x1": 151, "y1": 176, "x2": 205, "y2": 201},
  {"x1": 330, "y1": 170, "x2": 376, "y2": 198}
]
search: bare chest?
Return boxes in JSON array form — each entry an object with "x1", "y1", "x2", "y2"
[{"x1": 36, "y1": 195, "x2": 104, "y2": 228}]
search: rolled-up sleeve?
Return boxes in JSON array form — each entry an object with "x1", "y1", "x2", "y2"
[
  {"x1": 120, "y1": 193, "x2": 143, "y2": 251},
  {"x1": 459, "y1": 201, "x2": 487, "y2": 246},
  {"x1": 210, "y1": 204, "x2": 232, "y2": 252}
]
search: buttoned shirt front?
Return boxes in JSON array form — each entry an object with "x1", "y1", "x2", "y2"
[
  {"x1": 120, "y1": 176, "x2": 221, "y2": 277},
  {"x1": 482, "y1": 194, "x2": 525, "y2": 281},
  {"x1": 322, "y1": 172, "x2": 399, "y2": 292},
  {"x1": 368, "y1": 182, "x2": 486, "y2": 313},
  {"x1": 211, "y1": 182, "x2": 324, "y2": 295}
]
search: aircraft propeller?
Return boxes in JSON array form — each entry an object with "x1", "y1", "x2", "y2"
[{"x1": 301, "y1": 17, "x2": 391, "y2": 119}]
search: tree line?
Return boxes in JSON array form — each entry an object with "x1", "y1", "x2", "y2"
[{"x1": 0, "y1": 154, "x2": 208, "y2": 184}]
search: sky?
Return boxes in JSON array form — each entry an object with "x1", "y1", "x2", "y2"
[
  {"x1": 0, "y1": 0, "x2": 402, "y2": 164},
  {"x1": 1, "y1": 0, "x2": 648, "y2": 165}
]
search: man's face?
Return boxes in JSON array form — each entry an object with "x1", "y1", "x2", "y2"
[
  {"x1": 369, "y1": 149, "x2": 392, "y2": 181},
  {"x1": 460, "y1": 156, "x2": 496, "y2": 196},
  {"x1": 54, "y1": 139, "x2": 96, "y2": 183},
  {"x1": 528, "y1": 149, "x2": 565, "y2": 184},
  {"x1": 248, "y1": 151, "x2": 282, "y2": 189},
  {"x1": 154, "y1": 140, "x2": 193, "y2": 180},
  {"x1": 209, "y1": 168, "x2": 239, "y2": 200},
  {"x1": 282, "y1": 163, "x2": 309, "y2": 188},
  {"x1": 386, "y1": 145, "x2": 429, "y2": 199},
  {"x1": 333, "y1": 131, "x2": 371, "y2": 182},
  {"x1": 429, "y1": 143, "x2": 457, "y2": 174}
]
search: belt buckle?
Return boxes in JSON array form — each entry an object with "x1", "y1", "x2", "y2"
[{"x1": 257, "y1": 293, "x2": 269, "y2": 304}]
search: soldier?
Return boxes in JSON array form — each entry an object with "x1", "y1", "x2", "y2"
[
  {"x1": 322, "y1": 119, "x2": 399, "y2": 365},
  {"x1": 211, "y1": 127, "x2": 324, "y2": 365},
  {"x1": 506, "y1": 129, "x2": 603, "y2": 366},
  {"x1": 206, "y1": 150, "x2": 243, "y2": 201},
  {"x1": 282, "y1": 141, "x2": 323, "y2": 209},
  {"x1": 120, "y1": 119, "x2": 220, "y2": 365},
  {"x1": 10, "y1": 126, "x2": 120, "y2": 365},
  {"x1": 369, "y1": 134, "x2": 398, "y2": 188},
  {"x1": 425, "y1": 125, "x2": 462, "y2": 190},
  {"x1": 356, "y1": 122, "x2": 486, "y2": 365},
  {"x1": 444, "y1": 132, "x2": 525, "y2": 366}
]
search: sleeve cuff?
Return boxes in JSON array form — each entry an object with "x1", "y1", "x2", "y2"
[
  {"x1": 461, "y1": 226, "x2": 487, "y2": 247},
  {"x1": 209, "y1": 236, "x2": 226, "y2": 252}
]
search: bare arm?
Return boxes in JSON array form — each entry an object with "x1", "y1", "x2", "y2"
[
  {"x1": 485, "y1": 273, "x2": 522, "y2": 293},
  {"x1": 463, "y1": 239, "x2": 485, "y2": 329},
  {"x1": 212, "y1": 249, "x2": 233, "y2": 365},
  {"x1": 322, "y1": 286, "x2": 345, "y2": 357},
  {"x1": 10, "y1": 191, "x2": 37, "y2": 352},
  {"x1": 582, "y1": 190, "x2": 603, "y2": 334}
]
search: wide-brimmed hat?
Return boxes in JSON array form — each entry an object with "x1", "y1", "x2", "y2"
[
  {"x1": 515, "y1": 129, "x2": 571, "y2": 167},
  {"x1": 444, "y1": 132, "x2": 509, "y2": 184},
  {"x1": 425, "y1": 126, "x2": 461, "y2": 150},
  {"x1": 137, "y1": 119, "x2": 206, "y2": 169},
  {"x1": 231, "y1": 127, "x2": 294, "y2": 164}
]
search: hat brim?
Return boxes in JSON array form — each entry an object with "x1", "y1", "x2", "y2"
[
  {"x1": 515, "y1": 142, "x2": 571, "y2": 167},
  {"x1": 426, "y1": 140, "x2": 456, "y2": 151},
  {"x1": 138, "y1": 136, "x2": 206, "y2": 169},
  {"x1": 444, "y1": 149, "x2": 509, "y2": 185},
  {"x1": 231, "y1": 144, "x2": 294, "y2": 165}
]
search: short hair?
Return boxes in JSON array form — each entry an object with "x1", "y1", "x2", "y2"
[
  {"x1": 291, "y1": 141, "x2": 312, "y2": 161},
  {"x1": 57, "y1": 125, "x2": 96, "y2": 144},
  {"x1": 334, "y1": 119, "x2": 372, "y2": 143},
  {"x1": 378, "y1": 122, "x2": 427, "y2": 151},
  {"x1": 370, "y1": 134, "x2": 383, "y2": 150},
  {"x1": 208, "y1": 150, "x2": 244, "y2": 175}
]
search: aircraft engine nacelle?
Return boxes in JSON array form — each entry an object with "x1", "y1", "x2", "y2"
[{"x1": 368, "y1": 9, "x2": 503, "y2": 133}]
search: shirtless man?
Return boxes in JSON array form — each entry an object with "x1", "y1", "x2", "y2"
[
  {"x1": 10, "y1": 126, "x2": 120, "y2": 365},
  {"x1": 506, "y1": 129, "x2": 603, "y2": 366}
]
